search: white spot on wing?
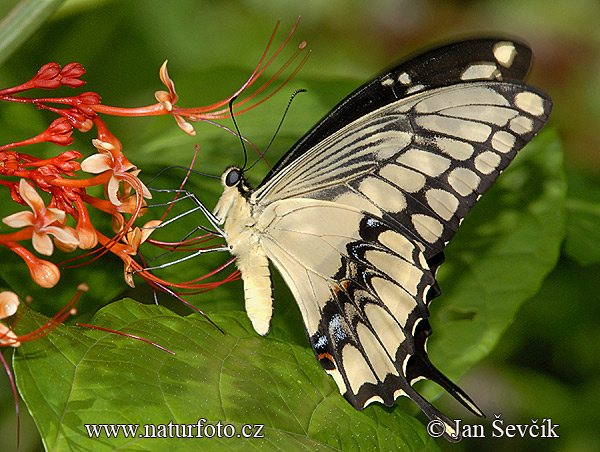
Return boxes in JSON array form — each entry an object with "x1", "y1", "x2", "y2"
[
  {"x1": 509, "y1": 115, "x2": 534, "y2": 134},
  {"x1": 402, "y1": 353, "x2": 412, "y2": 374},
  {"x1": 396, "y1": 148, "x2": 451, "y2": 177},
  {"x1": 356, "y1": 322, "x2": 398, "y2": 380},
  {"x1": 419, "y1": 252, "x2": 428, "y2": 268},
  {"x1": 474, "y1": 151, "x2": 501, "y2": 174},
  {"x1": 493, "y1": 41, "x2": 517, "y2": 67},
  {"x1": 414, "y1": 85, "x2": 509, "y2": 114},
  {"x1": 460, "y1": 63, "x2": 500, "y2": 80},
  {"x1": 425, "y1": 189, "x2": 460, "y2": 221},
  {"x1": 364, "y1": 303, "x2": 405, "y2": 357},
  {"x1": 397, "y1": 71, "x2": 411, "y2": 85},
  {"x1": 370, "y1": 277, "x2": 416, "y2": 325},
  {"x1": 363, "y1": 394, "x2": 385, "y2": 407},
  {"x1": 491, "y1": 130, "x2": 516, "y2": 153},
  {"x1": 366, "y1": 250, "x2": 421, "y2": 296},
  {"x1": 442, "y1": 105, "x2": 517, "y2": 126},
  {"x1": 416, "y1": 115, "x2": 492, "y2": 142},
  {"x1": 378, "y1": 230, "x2": 415, "y2": 261},
  {"x1": 412, "y1": 214, "x2": 444, "y2": 243},
  {"x1": 372, "y1": 131, "x2": 412, "y2": 160},
  {"x1": 335, "y1": 192, "x2": 382, "y2": 217},
  {"x1": 515, "y1": 92, "x2": 545, "y2": 116},
  {"x1": 435, "y1": 136, "x2": 474, "y2": 160},
  {"x1": 379, "y1": 164, "x2": 426, "y2": 193},
  {"x1": 406, "y1": 84, "x2": 425, "y2": 94},
  {"x1": 381, "y1": 76, "x2": 394, "y2": 87},
  {"x1": 342, "y1": 344, "x2": 378, "y2": 393},
  {"x1": 325, "y1": 367, "x2": 348, "y2": 395},
  {"x1": 359, "y1": 177, "x2": 407, "y2": 212},
  {"x1": 447, "y1": 167, "x2": 481, "y2": 196},
  {"x1": 412, "y1": 318, "x2": 422, "y2": 336},
  {"x1": 393, "y1": 388, "x2": 407, "y2": 399}
]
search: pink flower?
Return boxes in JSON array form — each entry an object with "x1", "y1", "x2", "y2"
[
  {"x1": 0, "y1": 291, "x2": 20, "y2": 347},
  {"x1": 2, "y1": 179, "x2": 79, "y2": 255},
  {"x1": 155, "y1": 61, "x2": 196, "y2": 136},
  {"x1": 81, "y1": 139, "x2": 151, "y2": 207}
]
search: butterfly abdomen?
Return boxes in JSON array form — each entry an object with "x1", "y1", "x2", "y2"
[{"x1": 236, "y1": 245, "x2": 272, "y2": 336}]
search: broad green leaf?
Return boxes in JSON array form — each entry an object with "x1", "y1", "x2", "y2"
[
  {"x1": 564, "y1": 199, "x2": 600, "y2": 266},
  {"x1": 14, "y1": 300, "x2": 440, "y2": 452}
]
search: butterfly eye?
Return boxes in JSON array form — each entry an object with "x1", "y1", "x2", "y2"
[{"x1": 225, "y1": 168, "x2": 242, "y2": 187}]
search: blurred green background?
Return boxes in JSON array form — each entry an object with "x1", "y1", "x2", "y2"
[{"x1": 0, "y1": 0, "x2": 599, "y2": 451}]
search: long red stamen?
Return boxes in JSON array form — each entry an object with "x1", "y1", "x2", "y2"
[
  {"x1": 0, "y1": 351, "x2": 19, "y2": 446},
  {"x1": 75, "y1": 323, "x2": 175, "y2": 354},
  {"x1": 11, "y1": 283, "x2": 86, "y2": 343}
]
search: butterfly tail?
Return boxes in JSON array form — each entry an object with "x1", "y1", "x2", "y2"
[
  {"x1": 402, "y1": 384, "x2": 464, "y2": 442},
  {"x1": 408, "y1": 318, "x2": 485, "y2": 418}
]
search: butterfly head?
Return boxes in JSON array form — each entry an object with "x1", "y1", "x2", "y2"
[
  {"x1": 213, "y1": 166, "x2": 253, "y2": 225},
  {"x1": 221, "y1": 166, "x2": 252, "y2": 196}
]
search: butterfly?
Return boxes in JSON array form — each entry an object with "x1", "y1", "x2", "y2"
[{"x1": 211, "y1": 39, "x2": 552, "y2": 441}]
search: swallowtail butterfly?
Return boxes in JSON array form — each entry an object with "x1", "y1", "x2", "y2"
[{"x1": 212, "y1": 39, "x2": 551, "y2": 441}]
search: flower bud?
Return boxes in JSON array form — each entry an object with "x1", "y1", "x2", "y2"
[
  {"x1": 0, "y1": 292, "x2": 19, "y2": 319},
  {"x1": 60, "y1": 62, "x2": 86, "y2": 88}
]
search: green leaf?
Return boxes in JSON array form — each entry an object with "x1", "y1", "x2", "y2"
[
  {"x1": 14, "y1": 300, "x2": 440, "y2": 451},
  {"x1": 564, "y1": 199, "x2": 600, "y2": 266},
  {"x1": 563, "y1": 168, "x2": 600, "y2": 266}
]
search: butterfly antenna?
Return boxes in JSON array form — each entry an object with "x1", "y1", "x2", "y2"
[
  {"x1": 228, "y1": 96, "x2": 249, "y2": 170},
  {"x1": 246, "y1": 88, "x2": 306, "y2": 172},
  {"x1": 146, "y1": 166, "x2": 219, "y2": 187}
]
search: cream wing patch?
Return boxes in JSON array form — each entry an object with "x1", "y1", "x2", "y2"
[
  {"x1": 370, "y1": 277, "x2": 415, "y2": 325},
  {"x1": 412, "y1": 214, "x2": 444, "y2": 243},
  {"x1": 378, "y1": 164, "x2": 426, "y2": 193},
  {"x1": 363, "y1": 303, "x2": 406, "y2": 356},
  {"x1": 396, "y1": 148, "x2": 451, "y2": 177},
  {"x1": 425, "y1": 189, "x2": 459, "y2": 221},
  {"x1": 448, "y1": 168, "x2": 481, "y2": 196},
  {"x1": 358, "y1": 176, "x2": 407, "y2": 212},
  {"x1": 493, "y1": 41, "x2": 517, "y2": 67}
]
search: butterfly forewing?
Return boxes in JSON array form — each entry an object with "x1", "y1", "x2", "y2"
[
  {"x1": 259, "y1": 39, "x2": 533, "y2": 187},
  {"x1": 215, "y1": 39, "x2": 552, "y2": 442},
  {"x1": 255, "y1": 81, "x2": 551, "y2": 257}
]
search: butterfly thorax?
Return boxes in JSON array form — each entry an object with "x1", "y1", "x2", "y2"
[{"x1": 213, "y1": 166, "x2": 273, "y2": 335}]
